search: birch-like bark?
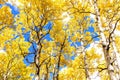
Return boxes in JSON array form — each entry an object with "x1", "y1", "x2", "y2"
[
  {"x1": 111, "y1": 34, "x2": 120, "y2": 80},
  {"x1": 83, "y1": 49, "x2": 91, "y2": 80},
  {"x1": 34, "y1": 44, "x2": 42, "y2": 80},
  {"x1": 76, "y1": 41, "x2": 91, "y2": 80},
  {"x1": 108, "y1": 19, "x2": 120, "y2": 79},
  {"x1": 56, "y1": 36, "x2": 66, "y2": 80},
  {"x1": 93, "y1": 0, "x2": 114, "y2": 79},
  {"x1": 34, "y1": 51, "x2": 40, "y2": 80}
]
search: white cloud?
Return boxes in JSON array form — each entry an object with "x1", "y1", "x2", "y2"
[
  {"x1": 7, "y1": 0, "x2": 23, "y2": 6},
  {"x1": 60, "y1": 66, "x2": 67, "y2": 72},
  {"x1": 90, "y1": 14, "x2": 95, "y2": 19},
  {"x1": 0, "y1": 50, "x2": 6, "y2": 54}
]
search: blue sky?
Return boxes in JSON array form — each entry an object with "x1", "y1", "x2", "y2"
[
  {"x1": 0, "y1": 3, "x2": 101, "y2": 80},
  {"x1": 2, "y1": 2, "x2": 100, "y2": 64},
  {"x1": 2, "y1": 2, "x2": 100, "y2": 70},
  {"x1": 0, "y1": 3, "x2": 52, "y2": 66},
  {"x1": 6, "y1": 3, "x2": 19, "y2": 16}
]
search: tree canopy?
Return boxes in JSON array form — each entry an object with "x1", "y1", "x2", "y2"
[{"x1": 0, "y1": 0, "x2": 120, "y2": 80}]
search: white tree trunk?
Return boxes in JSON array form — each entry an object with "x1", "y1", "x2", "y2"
[{"x1": 93, "y1": 0, "x2": 115, "y2": 79}]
